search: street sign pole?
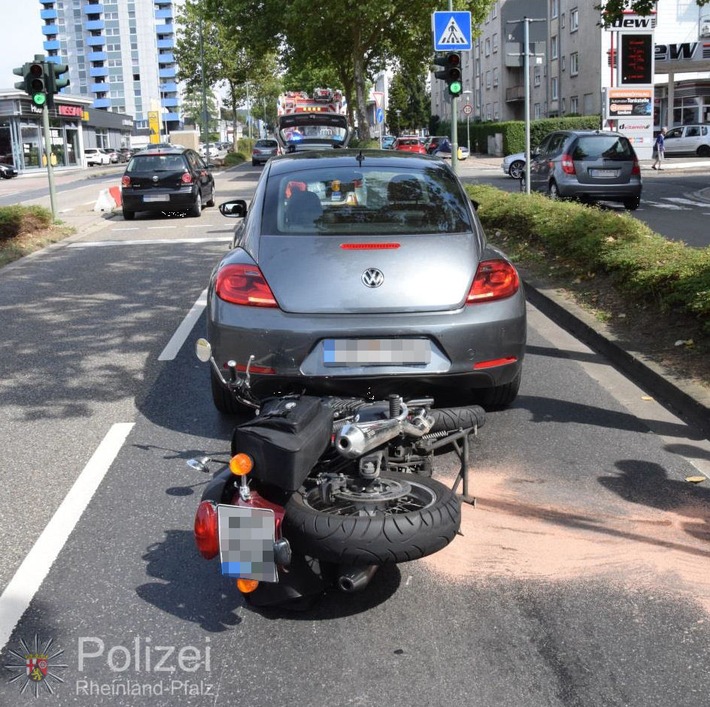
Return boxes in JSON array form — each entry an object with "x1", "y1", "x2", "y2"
[
  {"x1": 41, "y1": 102, "x2": 58, "y2": 219},
  {"x1": 449, "y1": 0, "x2": 458, "y2": 175}
]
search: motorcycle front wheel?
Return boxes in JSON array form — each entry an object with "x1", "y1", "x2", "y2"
[{"x1": 284, "y1": 472, "x2": 461, "y2": 565}]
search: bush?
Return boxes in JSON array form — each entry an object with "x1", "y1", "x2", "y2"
[
  {"x1": 0, "y1": 205, "x2": 53, "y2": 241},
  {"x1": 466, "y1": 184, "x2": 710, "y2": 330}
]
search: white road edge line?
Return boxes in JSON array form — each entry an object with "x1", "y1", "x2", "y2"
[
  {"x1": 0, "y1": 422, "x2": 134, "y2": 652},
  {"x1": 158, "y1": 288, "x2": 208, "y2": 361},
  {"x1": 68, "y1": 237, "x2": 231, "y2": 247}
]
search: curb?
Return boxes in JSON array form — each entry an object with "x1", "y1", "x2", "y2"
[{"x1": 523, "y1": 275, "x2": 710, "y2": 440}]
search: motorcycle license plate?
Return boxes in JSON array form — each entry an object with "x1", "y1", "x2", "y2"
[
  {"x1": 323, "y1": 338, "x2": 431, "y2": 366},
  {"x1": 217, "y1": 505, "x2": 278, "y2": 582}
]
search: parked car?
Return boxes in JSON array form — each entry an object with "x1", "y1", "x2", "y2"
[
  {"x1": 381, "y1": 135, "x2": 396, "y2": 150},
  {"x1": 662, "y1": 125, "x2": 710, "y2": 157},
  {"x1": 120, "y1": 145, "x2": 216, "y2": 220},
  {"x1": 203, "y1": 150, "x2": 526, "y2": 415},
  {"x1": 104, "y1": 149, "x2": 121, "y2": 164},
  {"x1": 393, "y1": 137, "x2": 427, "y2": 155},
  {"x1": 502, "y1": 152, "x2": 525, "y2": 179},
  {"x1": 425, "y1": 136, "x2": 448, "y2": 154},
  {"x1": 433, "y1": 140, "x2": 470, "y2": 160},
  {"x1": 252, "y1": 138, "x2": 280, "y2": 166},
  {"x1": 0, "y1": 163, "x2": 18, "y2": 179},
  {"x1": 84, "y1": 148, "x2": 112, "y2": 166},
  {"x1": 523, "y1": 130, "x2": 642, "y2": 210}
]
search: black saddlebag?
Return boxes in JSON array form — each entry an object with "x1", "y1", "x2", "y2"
[{"x1": 231, "y1": 396, "x2": 334, "y2": 492}]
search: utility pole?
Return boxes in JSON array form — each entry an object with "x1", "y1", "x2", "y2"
[{"x1": 507, "y1": 17, "x2": 545, "y2": 194}]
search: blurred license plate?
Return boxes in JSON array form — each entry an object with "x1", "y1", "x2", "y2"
[
  {"x1": 590, "y1": 169, "x2": 618, "y2": 178},
  {"x1": 143, "y1": 194, "x2": 170, "y2": 202},
  {"x1": 323, "y1": 339, "x2": 431, "y2": 366},
  {"x1": 217, "y1": 505, "x2": 277, "y2": 582}
]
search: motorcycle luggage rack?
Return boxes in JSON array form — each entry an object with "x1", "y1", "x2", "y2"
[{"x1": 422, "y1": 425, "x2": 478, "y2": 507}]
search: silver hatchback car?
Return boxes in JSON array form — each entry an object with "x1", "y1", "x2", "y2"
[
  {"x1": 523, "y1": 130, "x2": 643, "y2": 210},
  {"x1": 202, "y1": 151, "x2": 527, "y2": 414}
]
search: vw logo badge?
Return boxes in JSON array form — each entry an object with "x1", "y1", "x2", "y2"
[
  {"x1": 152, "y1": 175, "x2": 159, "y2": 183},
  {"x1": 362, "y1": 268, "x2": 384, "y2": 288}
]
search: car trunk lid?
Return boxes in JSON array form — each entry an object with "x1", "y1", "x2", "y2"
[{"x1": 257, "y1": 234, "x2": 477, "y2": 314}]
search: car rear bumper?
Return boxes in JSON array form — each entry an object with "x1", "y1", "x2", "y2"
[
  {"x1": 122, "y1": 187, "x2": 198, "y2": 212},
  {"x1": 557, "y1": 180, "x2": 642, "y2": 201},
  {"x1": 206, "y1": 291, "x2": 527, "y2": 396}
]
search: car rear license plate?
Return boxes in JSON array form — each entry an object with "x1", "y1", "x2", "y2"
[
  {"x1": 323, "y1": 339, "x2": 431, "y2": 366},
  {"x1": 217, "y1": 505, "x2": 277, "y2": 582},
  {"x1": 590, "y1": 169, "x2": 618, "y2": 178},
  {"x1": 143, "y1": 194, "x2": 170, "y2": 202}
]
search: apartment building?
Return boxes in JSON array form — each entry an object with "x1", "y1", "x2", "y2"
[
  {"x1": 432, "y1": 0, "x2": 710, "y2": 137},
  {"x1": 38, "y1": 0, "x2": 182, "y2": 138}
]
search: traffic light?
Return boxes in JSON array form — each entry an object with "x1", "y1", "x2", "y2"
[
  {"x1": 46, "y1": 62, "x2": 70, "y2": 107},
  {"x1": 433, "y1": 52, "x2": 463, "y2": 97},
  {"x1": 13, "y1": 63, "x2": 28, "y2": 91},
  {"x1": 27, "y1": 61, "x2": 48, "y2": 107}
]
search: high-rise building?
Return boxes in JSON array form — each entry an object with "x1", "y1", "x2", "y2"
[{"x1": 38, "y1": 0, "x2": 182, "y2": 138}]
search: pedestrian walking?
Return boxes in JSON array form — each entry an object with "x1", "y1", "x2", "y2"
[{"x1": 652, "y1": 127, "x2": 667, "y2": 170}]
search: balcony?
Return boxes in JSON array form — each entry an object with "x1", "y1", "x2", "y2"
[
  {"x1": 155, "y1": 8, "x2": 173, "y2": 20},
  {"x1": 505, "y1": 85, "x2": 525, "y2": 102},
  {"x1": 163, "y1": 111, "x2": 180, "y2": 123},
  {"x1": 158, "y1": 24, "x2": 174, "y2": 35},
  {"x1": 85, "y1": 19, "x2": 105, "y2": 31},
  {"x1": 156, "y1": 39, "x2": 174, "y2": 49},
  {"x1": 159, "y1": 67, "x2": 176, "y2": 79},
  {"x1": 89, "y1": 66, "x2": 109, "y2": 77},
  {"x1": 161, "y1": 97, "x2": 180, "y2": 108},
  {"x1": 93, "y1": 97, "x2": 112, "y2": 109},
  {"x1": 42, "y1": 24, "x2": 59, "y2": 35},
  {"x1": 86, "y1": 35, "x2": 106, "y2": 47},
  {"x1": 40, "y1": 8, "x2": 58, "y2": 20},
  {"x1": 87, "y1": 51, "x2": 108, "y2": 62},
  {"x1": 161, "y1": 82, "x2": 178, "y2": 93},
  {"x1": 90, "y1": 81, "x2": 109, "y2": 93},
  {"x1": 158, "y1": 52, "x2": 174, "y2": 63},
  {"x1": 43, "y1": 39, "x2": 61, "y2": 51},
  {"x1": 84, "y1": 3, "x2": 104, "y2": 14}
]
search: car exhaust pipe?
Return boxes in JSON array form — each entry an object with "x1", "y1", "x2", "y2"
[{"x1": 337, "y1": 565, "x2": 379, "y2": 593}]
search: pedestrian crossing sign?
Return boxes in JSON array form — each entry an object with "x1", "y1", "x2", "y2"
[{"x1": 432, "y1": 11, "x2": 472, "y2": 51}]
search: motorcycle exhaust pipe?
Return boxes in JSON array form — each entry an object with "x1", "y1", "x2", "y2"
[
  {"x1": 337, "y1": 565, "x2": 379, "y2": 593},
  {"x1": 335, "y1": 414, "x2": 433, "y2": 459}
]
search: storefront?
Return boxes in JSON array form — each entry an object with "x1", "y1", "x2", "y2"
[{"x1": 0, "y1": 90, "x2": 133, "y2": 174}]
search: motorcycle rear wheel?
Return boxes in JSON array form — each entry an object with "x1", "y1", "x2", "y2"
[{"x1": 284, "y1": 472, "x2": 460, "y2": 565}]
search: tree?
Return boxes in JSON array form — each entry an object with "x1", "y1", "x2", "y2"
[
  {"x1": 208, "y1": 1, "x2": 495, "y2": 140},
  {"x1": 387, "y1": 66, "x2": 430, "y2": 135}
]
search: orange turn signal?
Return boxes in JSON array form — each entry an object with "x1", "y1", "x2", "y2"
[
  {"x1": 229, "y1": 453, "x2": 253, "y2": 476},
  {"x1": 236, "y1": 578, "x2": 259, "y2": 594}
]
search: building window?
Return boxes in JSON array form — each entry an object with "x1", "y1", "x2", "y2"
[
  {"x1": 485, "y1": 70, "x2": 491, "y2": 89},
  {"x1": 534, "y1": 103, "x2": 542, "y2": 119},
  {"x1": 534, "y1": 67, "x2": 541, "y2": 87},
  {"x1": 485, "y1": 37, "x2": 491, "y2": 56},
  {"x1": 492, "y1": 33, "x2": 498, "y2": 53},
  {"x1": 570, "y1": 8, "x2": 579, "y2": 32},
  {"x1": 570, "y1": 52, "x2": 579, "y2": 75},
  {"x1": 551, "y1": 35, "x2": 558, "y2": 60},
  {"x1": 551, "y1": 0, "x2": 559, "y2": 19},
  {"x1": 551, "y1": 77, "x2": 559, "y2": 100},
  {"x1": 492, "y1": 67, "x2": 498, "y2": 87},
  {"x1": 570, "y1": 96, "x2": 579, "y2": 114}
]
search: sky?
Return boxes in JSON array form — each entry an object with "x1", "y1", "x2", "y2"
[{"x1": 0, "y1": 1, "x2": 46, "y2": 90}]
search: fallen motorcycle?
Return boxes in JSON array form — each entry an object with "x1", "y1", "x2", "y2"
[{"x1": 190, "y1": 341, "x2": 485, "y2": 608}]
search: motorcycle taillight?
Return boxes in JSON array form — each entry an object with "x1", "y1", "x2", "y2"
[{"x1": 194, "y1": 501, "x2": 219, "y2": 559}]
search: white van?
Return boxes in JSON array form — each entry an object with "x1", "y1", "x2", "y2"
[
  {"x1": 663, "y1": 125, "x2": 710, "y2": 157},
  {"x1": 84, "y1": 148, "x2": 112, "y2": 166}
]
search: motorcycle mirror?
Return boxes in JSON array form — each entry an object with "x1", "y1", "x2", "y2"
[
  {"x1": 186, "y1": 456, "x2": 211, "y2": 473},
  {"x1": 195, "y1": 338, "x2": 212, "y2": 363}
]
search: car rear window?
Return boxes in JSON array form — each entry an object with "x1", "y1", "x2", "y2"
[
  {"x1": 256, "y1": 140, "x2": 278, "y2": 148},
  {"x1": 261, "y1": 166, "x2": 472, "y2": 236},
  {"x1": 572, "y1": 136, "x2": 634, "y2": 160},
  {"x1": 126, "y1": 154, "x2": 187, "y2": 172}
]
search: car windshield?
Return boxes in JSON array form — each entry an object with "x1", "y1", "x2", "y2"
[
  {"x1": 262, "y1": 165, "x2": 472, "y2": 235},
  {"x1": 256, "y1": 140, "x2": 277, "y2": 148},
  {"x1": 572, "y1": 136, "x2": 634, "y2": 160}
]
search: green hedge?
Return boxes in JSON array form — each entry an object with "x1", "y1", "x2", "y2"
[
  {"x1": 437, "y1": 115, "x2": 603, "y2": 154},
  {"x1": 466, "y1": 184, "x2": 710, "y2": 329}
]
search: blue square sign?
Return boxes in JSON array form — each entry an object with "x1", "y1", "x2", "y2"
[{"x1": 432, "y1": 11, "x2": 472, "y2": 51}]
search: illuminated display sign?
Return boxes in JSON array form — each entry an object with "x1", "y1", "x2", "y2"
[{"x1": 620, "y1": 33, "x2": 653, "y2": 84}]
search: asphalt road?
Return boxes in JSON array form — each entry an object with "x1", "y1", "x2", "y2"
[{"x1": 0, "y1": 163, "x2": 709, "y2": 706}]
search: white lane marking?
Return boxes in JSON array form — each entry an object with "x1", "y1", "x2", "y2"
[
  {"x1": 68, "y1": 237, "x2": 231, "y2": 247},
  {"x1": 662, "y1": 197, "x2": 704, "y2": 206},
  {"x1": 0, "y1": 423, "x2": 134, "y2": 652},
  {"x1": 158, "y1": 288, "x2": 208, "y2": 361}
]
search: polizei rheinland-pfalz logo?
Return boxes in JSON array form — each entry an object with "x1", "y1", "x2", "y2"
[{"x1": 5, "y1": 634, "x2": 67, "y2": 696}]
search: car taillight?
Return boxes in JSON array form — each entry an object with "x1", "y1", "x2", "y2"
[
  {"x1": 215, "y1": 264, "x2": 278, "y2": 307},
  {"x1": 194, "y1": 501, "x2": 219, "y2": 559},
  {"x1": 467, "y1": 259, "x2": 520, "y2": 303},
  {"x1": 631, "y1": 158, "x2": 641, "y2": 175},
  {"x1": 561, "y1": 153, "x2": 575, "y2": 174},
  {"x1": 121, "y1": 175, "x2": 131, "y2": 187},
  {"x1": 181, "y1": 172, "x2": 193, "y2": 184}
]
